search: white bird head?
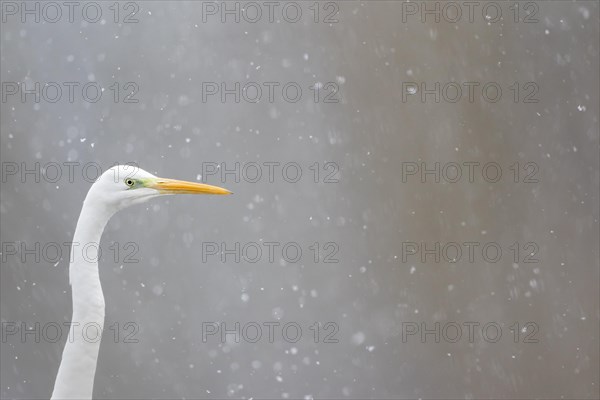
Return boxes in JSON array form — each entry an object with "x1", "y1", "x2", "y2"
[
  {"x1": 86, "y1": 165, "x2": 232, "y2": 212},
  {"x1": 52, "y1": 165, "x2": 231, "y2": 400}
]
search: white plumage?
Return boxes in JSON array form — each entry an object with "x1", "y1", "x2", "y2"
[{"x1": 52, "y1": 165, "x2": 230, "y2": 399}]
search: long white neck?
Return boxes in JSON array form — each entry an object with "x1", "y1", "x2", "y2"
[{"x1": 51, "y1": 197, "x2": 114, "y2": 400}]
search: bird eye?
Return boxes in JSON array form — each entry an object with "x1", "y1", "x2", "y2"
[{"x1": 125, "y1": 178, "x2": 135, "y2": 187}]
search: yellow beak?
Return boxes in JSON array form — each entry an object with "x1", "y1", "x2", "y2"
[{"x1": 149, "y1": 178, "x2": 232, "y2": 195}]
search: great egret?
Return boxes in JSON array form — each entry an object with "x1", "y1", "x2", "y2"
[{"x1": 51, "y1": 165, "x2": 231, "y2": 400}]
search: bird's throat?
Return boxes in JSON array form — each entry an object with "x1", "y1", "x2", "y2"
[{"x1": 51, "y1": 200, "x2": 115, "y2": 399}]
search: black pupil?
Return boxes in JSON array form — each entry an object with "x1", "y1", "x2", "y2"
[{"x1": 127, "y1": 180, "x2": 133, "y2": 185}]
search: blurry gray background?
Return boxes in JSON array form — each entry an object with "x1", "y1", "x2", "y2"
[{"x1": 1, "y1": 1, "x2": 598, "y2": 399}]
